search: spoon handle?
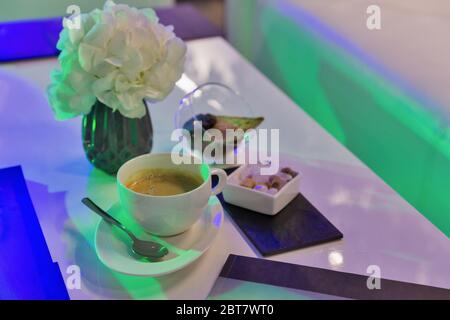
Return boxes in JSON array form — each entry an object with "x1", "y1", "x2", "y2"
[{"x1": 82, "y1": 197, "x2": 137, "y2": 241}]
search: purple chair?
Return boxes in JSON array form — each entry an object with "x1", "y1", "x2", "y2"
[{"x1": 0, "y1": 4, "x2": 223, "y2": 62}]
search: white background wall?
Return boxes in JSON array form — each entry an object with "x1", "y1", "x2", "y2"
[
  {"x1": 227, "y1": 0, "x2": 450, "y2": 118},
  {"x1": 293, "y1": 0, "x2": 450, "y2": 117}
]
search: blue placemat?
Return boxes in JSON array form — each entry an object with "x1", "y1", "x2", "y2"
[
  {"x1": 0, "y1": 166, "x2": 69, "y2": 300},
  {"x1": 219, "y1": 193, "x2": 343, "y2": 256}
]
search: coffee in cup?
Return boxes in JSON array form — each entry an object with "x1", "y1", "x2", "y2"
[
  {"x1": 125, "y1": 168, "x2": 203, "y2": 196},
  {"x1": 117, "y1": 153, "x2": 227, "y2": 236}
]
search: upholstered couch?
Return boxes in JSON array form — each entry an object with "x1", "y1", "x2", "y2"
[{"x1": 226, "y1": 0, "x2": 450, "y2": 236}]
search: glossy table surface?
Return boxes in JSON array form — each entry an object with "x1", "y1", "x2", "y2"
[{"x1": 0, "y1": 37, "x2": 449, "y2": 299}]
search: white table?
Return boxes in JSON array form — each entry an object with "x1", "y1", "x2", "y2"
[{"x1": 1, "y1": 37, "x2": 449, "y2": 299}]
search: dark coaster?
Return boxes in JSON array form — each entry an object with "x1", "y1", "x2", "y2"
[
  {"x1": 219, "y1": 193, "x2": 343, "y2": 256},
  {"x1": 214, "y1": 254, "x2": 450, "y2": 300}
]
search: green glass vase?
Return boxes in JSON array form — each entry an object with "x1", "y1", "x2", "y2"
[{"x1": 82, "y1": 100, "x2": 153, "y2": 175}]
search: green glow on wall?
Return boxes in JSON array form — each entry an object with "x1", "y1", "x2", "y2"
[{"x1": 233, "y1": 3, "x2": 450, "y2": 236}]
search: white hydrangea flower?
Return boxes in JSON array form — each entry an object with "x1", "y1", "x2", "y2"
[{"x1": 47, "y1": 0, "x2": 186, "y2": 119}]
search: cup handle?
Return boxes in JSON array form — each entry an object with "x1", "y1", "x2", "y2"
[{"x1": 210, "y1": 168, "x2": 227, "y2": 196}]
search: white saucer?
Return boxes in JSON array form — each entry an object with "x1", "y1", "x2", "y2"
[{"x1": 94, "y1": 196, "x2": 224, "y2": 277}]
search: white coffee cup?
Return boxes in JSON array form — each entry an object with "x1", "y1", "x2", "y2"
[{"x1": 117, "y1": 153, "x2": 227, "y2": 236}]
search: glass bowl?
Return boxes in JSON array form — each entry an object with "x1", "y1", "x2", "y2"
[{"x1": 174, "y1": 83, "x2": 257, "y2": 168}]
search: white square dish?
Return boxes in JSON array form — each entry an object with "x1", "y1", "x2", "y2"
[{"x1": 222, "y1": 164, "x2": 301, "y2": 215}]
